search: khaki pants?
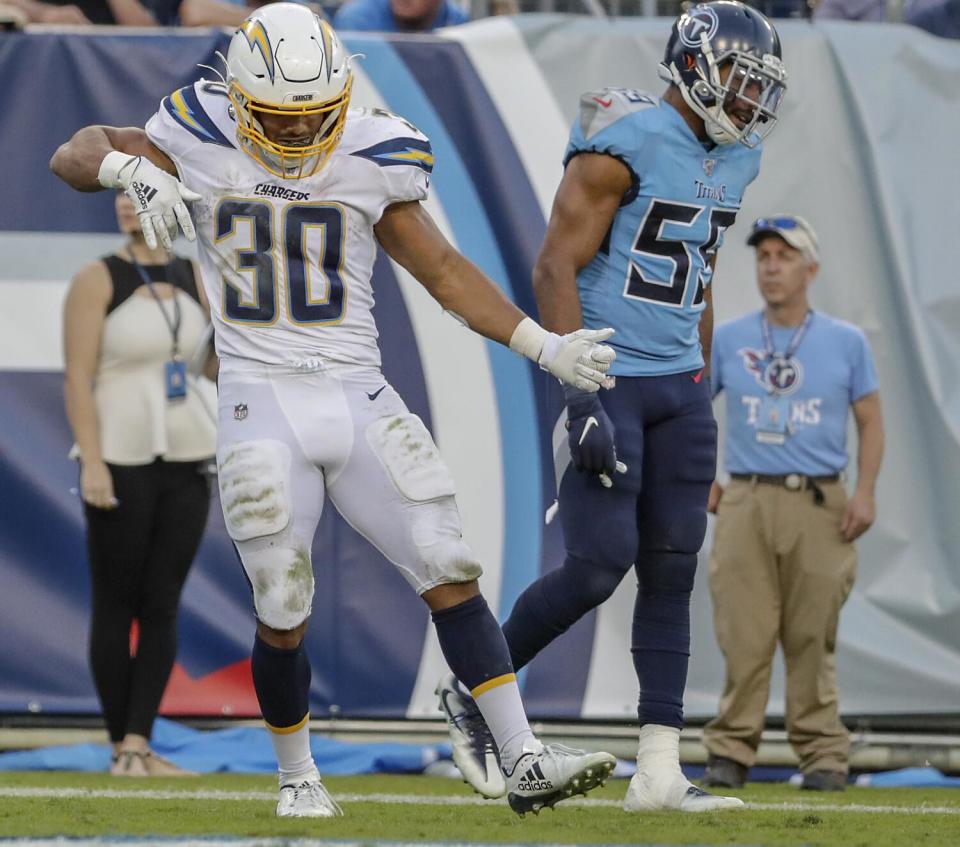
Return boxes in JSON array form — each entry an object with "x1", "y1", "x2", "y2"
[{"x1": 703, "y1": 477, "x2": 857, "y2": 775}]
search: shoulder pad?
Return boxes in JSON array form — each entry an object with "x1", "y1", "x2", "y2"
[
  {"x1": 160, "y1": 80, "x2": 233, "y2": 148},
  {"x1": 348, "y1": 106, "x2": 427, "y2": 142},
  {"x1": 578, "y1": 88, "x2": 658, "y2": 141},
  {"x1": 346, "y1": 107, "x2": 433, "y2": 174}
]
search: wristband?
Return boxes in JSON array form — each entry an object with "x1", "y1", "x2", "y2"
[
  {"x1": 508, "y1": 317, "x2": 549, "y2": 362},
  {"x1": 97, "y1": 151, "x2": 139, "y2": 189}
]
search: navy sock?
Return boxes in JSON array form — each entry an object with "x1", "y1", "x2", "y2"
[
  {"x1": 502, "y1": 553, "x2": 626, "y2": 671},
  {"x1": 431, "y1": 595, "x2": 514, "y2": 691},
  {"x1": 251, "y1": 634, "x2": 311, "y2": 729},
  {"x1": 631, "y1": 556, "x2": 694, "y2": 728}
]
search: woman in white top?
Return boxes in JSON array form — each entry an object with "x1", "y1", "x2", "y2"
[{"x1": 63, "y1": 193, "x2": 217, "y2": 777}]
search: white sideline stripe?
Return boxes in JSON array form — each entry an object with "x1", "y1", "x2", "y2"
[
  {"x1": 0, "y1": 841, "x2": 609, "y2": 847},
  {"x1": 1, "y1": 787, "x2": 958, "y2": 815}
]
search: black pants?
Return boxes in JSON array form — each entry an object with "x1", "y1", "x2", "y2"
[{"x1": 84, "y1": 459, "x2": 211, "y2": 743}]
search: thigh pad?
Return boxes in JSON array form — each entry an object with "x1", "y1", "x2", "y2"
[
  {"x1": 218, "y1": 439, "x2": 292, "y2": 541},
  {"x1": 366, "y1": 413, "x2": 456, "y2": 502}
]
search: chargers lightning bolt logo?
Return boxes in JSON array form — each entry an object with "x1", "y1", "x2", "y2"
[{"x1": 240, "y1": 19, "x2": 275, "y2": 83}]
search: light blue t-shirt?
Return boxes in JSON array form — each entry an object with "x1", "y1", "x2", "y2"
[
  {"x1": 333, "y1": 0, "x2": 468, "y2": 32},
  {"x1": 564, "y1": 88, "x2": 762, "y2": 377},
  {"x1": 712, "y1": 310, "x2": 879, "y2": 475}
]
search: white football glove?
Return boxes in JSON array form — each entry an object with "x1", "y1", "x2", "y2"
[
  {"x1": 509, "y1": 318, "x2": 616, "y2": 393},
  {"x1": 98, "y1": 150, "x2": 200, "y2": 250}
]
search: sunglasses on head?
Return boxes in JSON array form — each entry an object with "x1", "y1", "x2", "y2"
[{"x1": 752, "y1": 217, "x2": 800, "y2": 231}]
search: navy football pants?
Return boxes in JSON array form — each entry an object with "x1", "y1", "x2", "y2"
[{"x1": 502, "y1": 371, "x2": 716, "y2": 727}]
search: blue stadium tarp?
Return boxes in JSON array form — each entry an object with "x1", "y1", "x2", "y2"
[{"x1": 0, "y1": 718, "x2": 449, "y2": 774}]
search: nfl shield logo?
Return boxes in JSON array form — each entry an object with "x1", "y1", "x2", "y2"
[
  {"x1": 234, "y1": 403, "x2": 248, "y2": 421},
  {"x1": 703, "y1": 158, "x2": 717, "y2": 177}
]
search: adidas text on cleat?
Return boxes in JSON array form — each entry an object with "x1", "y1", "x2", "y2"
[
  {"x1": 435, "y1": 673, "x2": 505, "y2": 799},
  {"x1": 277, "y1": 773, "x2": 343, "y2": 818},
  {"x1": 505, "y1": 743, "x2": 616, "y2": 816}
]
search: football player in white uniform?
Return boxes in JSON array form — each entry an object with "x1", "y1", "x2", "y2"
[{"x1": 52, "y1": 2, "x2": 617, "y2": 819}]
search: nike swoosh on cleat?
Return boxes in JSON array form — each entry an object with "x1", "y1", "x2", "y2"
[
  {"x1": 367, "y1": 386, "x2": 387, "y2": 401},
  {"x1": 578, "y1": 416, "x2": 598, "y2": 446}
]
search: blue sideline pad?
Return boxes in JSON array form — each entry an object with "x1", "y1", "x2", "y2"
[
  {"x1": 854, "y1": 766, "x2": 960, "y2": 788},
  {"x1": 0, "y1": 718, "x2": 450, "y2": 774}
]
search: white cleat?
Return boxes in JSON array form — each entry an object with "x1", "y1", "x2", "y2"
[
  {"x1": 505, "y1": 742, "x2": 616, "y2": 816},
  {"x1": 624, "y1": 725, "x2": 743, "y2": 813},
  {"x1": 623, "y1": 768, "x2": 744, "y2": 813},
  {"x1": 435, "y1": 673, "x2": 506, "y2": 799},
  {"x1": 277, "y1": 770, "x2": 343, "y2": 818}
]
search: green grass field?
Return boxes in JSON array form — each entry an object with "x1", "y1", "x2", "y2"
[{"x1": 1, "y1": 771, "x2": 958, "y2": 846}]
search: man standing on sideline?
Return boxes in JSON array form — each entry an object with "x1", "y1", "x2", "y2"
[
  {"x1": 437, "y1": 1, "x2": 788, "y2": 813},
  {"x1": 702, "y1": 214, "x2": 884, "y2": 792}
]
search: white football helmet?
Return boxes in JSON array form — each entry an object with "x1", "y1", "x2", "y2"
[{"x1": 226, "y1": 3, "x2": 353, "y2": 179}]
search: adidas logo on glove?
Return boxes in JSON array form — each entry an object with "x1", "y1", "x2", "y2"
[{"x1": 132, "y1": 181, "x2": 158, "y2": 208}]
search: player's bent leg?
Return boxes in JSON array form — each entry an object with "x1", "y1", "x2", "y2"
[
  {"x1": 501, "y1": 470, "x2": 639, "y2": 670},
  {"x1": 428, "y1": 587, "x2": 618, "y2": 812}
]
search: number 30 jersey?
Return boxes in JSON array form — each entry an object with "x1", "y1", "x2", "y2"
[
  {"x1": 566, "y1": 88, "x2": 762, "y2": 376},
  {"x1": 145, "y1": 80, "x2": 433, "y2": 369}
]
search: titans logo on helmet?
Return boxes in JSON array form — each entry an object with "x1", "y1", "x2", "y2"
[{"x1": 678, "y1": 6, "x2": 719, "y2": 49}]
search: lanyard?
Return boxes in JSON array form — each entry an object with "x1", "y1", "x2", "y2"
[
  {"x1": 761, "y1": 310, "x2": 812, "y2": 362},
  {"x1": 133, "y1": 261, "x2": 182, "y2": 359}
]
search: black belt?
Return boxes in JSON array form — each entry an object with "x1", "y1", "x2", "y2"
[{"x1": 730, "y1": 472, "x2": 840, "y2": 505}]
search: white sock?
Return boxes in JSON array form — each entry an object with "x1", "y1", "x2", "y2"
[
  {"x1": 637, "y1": 723, "x2": 689, "y2": 785},
  {"x1": 470, "y1": 673, "x2": 541, "y2": 772},
  {"x1": 267, "y1": 718, "x2": 316, "y2": 785}
]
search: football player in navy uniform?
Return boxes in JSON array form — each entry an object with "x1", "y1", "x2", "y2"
[
  {"x1": 51, "y1": 2, "x2": 619, "y2": 819},
  {"x1": 438, "y1": 1, "x2": 787, "y2": 812}
]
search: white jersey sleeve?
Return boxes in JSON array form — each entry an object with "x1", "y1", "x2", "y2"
[
  {"x1": 145, "y1": 80, "x2": 236, "y2": 178},
  {"x1": 338, "y1": 107, "x2": 433, "y2": 219}
]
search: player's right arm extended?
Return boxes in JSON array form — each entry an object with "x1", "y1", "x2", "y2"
[
  {"x1": 50, "y1": 126, "x2": 198, "y2": 249},
  {"x1": 375, "y1": 200, "x2": 615, "y2": 393}
]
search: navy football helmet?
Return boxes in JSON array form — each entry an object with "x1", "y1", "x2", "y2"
[{"x1": 659, "y1": 1, "x2": 786, "y2": 148}]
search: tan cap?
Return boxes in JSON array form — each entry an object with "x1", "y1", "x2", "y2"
[{"x1": 747, "y1": 215, "x2": 819, "y2": 264}]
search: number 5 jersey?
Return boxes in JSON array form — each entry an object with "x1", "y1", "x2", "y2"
[
  {"x1": 567, "y1": 87, "x2": 762, "y2": 377},
  {"x1": 146, "y1": 80, "x2": 434, "y2": 369}
]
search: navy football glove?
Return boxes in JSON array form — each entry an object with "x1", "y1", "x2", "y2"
[{"x1": 565, "y1": 388, "x2": 627, "y2": 487}]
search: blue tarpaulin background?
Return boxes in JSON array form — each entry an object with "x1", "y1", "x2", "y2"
[{"x1": 0, "y1": 719, "x2": 448, "y2": 774}]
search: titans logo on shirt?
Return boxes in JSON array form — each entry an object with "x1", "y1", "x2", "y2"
[{"x1": 738, "y1": 348, "x2": 804, "y2": 395}]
